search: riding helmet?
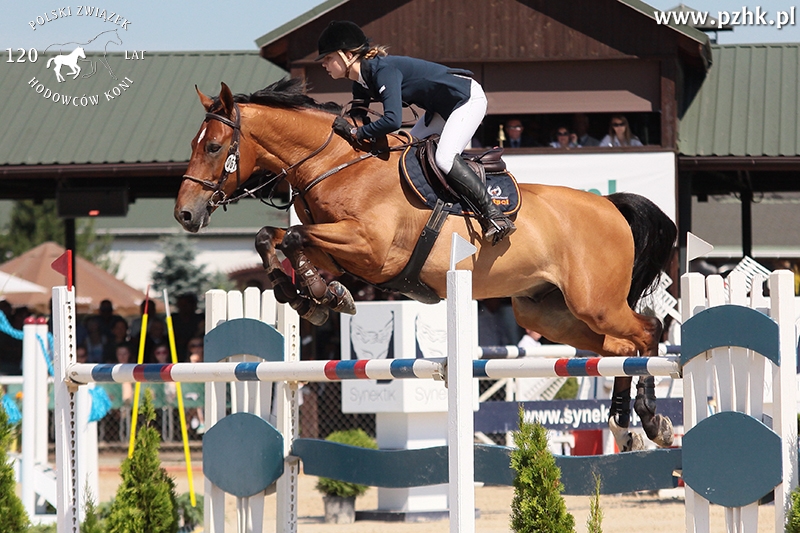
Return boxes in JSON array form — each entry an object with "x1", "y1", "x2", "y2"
[{"x1": 316, "y1": 21, "x2": 369, "y2": 60}]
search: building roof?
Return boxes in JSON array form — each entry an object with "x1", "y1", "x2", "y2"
[
  {"x1": 679, "y1": 43, "x2": 800, "y2": 157},
  {"x1": 0, "y1": 51, "x2": 286, "y2": 199},
  {"x1": 256, "y1": 0, "x2": 710, "y2": 68},
  {"x1": 617, "y1": 0, "x2": 711, "y2": 42},
  {"x1": 255, "y1": 0, "x2": 346, "y2": 51}
]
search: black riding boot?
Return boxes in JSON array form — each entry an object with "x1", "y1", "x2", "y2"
[{"x1": 446, "y1": 156, "x2": 516, "y2": 245}]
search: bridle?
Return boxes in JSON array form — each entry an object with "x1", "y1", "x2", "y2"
[
  {"x1": 181, "y1": 102, "x2": 243, "y2": 207},
  {"x1": 181, "y1": 100, "x2": 418, "y2": 213}
]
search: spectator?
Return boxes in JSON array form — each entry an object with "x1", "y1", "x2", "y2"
[
  {"x1": 152, "y1": 342, "x2": 177, "y2": 405},
  {"x1": 186, "y1": 336, "x2": 205, "y2": 434},
  {"x1": 600, "y1": 115, "x2": 643, "y2": 147},
  {"x1": 173, "y1": 294, "x2": 204, "y2": 362},
  {"x1": 478, "y1": 298, "x2": 521, "y2": 347},
  {"x1": 152, "y1": 342, "x2": 171, "y2": 364},
  {"x1": 115, "y1": 342, "x2": 135, "y2": 403},
  {"x1": 83, "y1": 316, "x2": 107, "y2": 364},
  {"x1": 130, "y1": 299, "x2": 164, "y2": 363},
  {"x1": 75, "y1": 345, "x2": 88, "y2": 363},
  {"x1": 95, "y1": 299, "x2": 123, "y2": 337},
  {"x1": 549, "y1": 126, "x2": 578, "y2": 149},
  {"x1": 103, "y1": 317, "x2": 129, "y2": 363},
  {"x1": 0, "y1": 301, "x2": 22, "y2": 374},
  {"x1": 518, "y1": 328, "x2": 543, "y2": 352},
  {"x1": 504, "y1": 118, "x2": 536, "y2": 148},
  {"x1": 572, "y1": 113, "x2": 600, "y2": 147},
  {"x1": 187, "y1": 336, "x2": 204, "y2": 362}
]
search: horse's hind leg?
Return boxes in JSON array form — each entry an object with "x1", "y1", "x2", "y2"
[
  {"x1": 634, "y1": 375, "x2": 674, "y2": 447},
  {"x1": 512, "y1": 292, "x2": 672, "y2": 450},
  {"x1": 255, "y1": 226, "x2": 330, "y2": 325}
]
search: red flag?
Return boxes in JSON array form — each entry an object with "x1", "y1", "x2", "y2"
[{"x1": 51, "y1": 250, "x2": 73, "y2": 290}]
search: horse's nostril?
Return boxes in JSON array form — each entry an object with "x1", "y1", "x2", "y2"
[{"x1": 180, "y1": 210, "x2": 192, "y2": 222}]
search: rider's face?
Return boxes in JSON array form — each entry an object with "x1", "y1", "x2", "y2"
[{"x1": 321, "y1": 51, "x2": 349, "y2": 80}]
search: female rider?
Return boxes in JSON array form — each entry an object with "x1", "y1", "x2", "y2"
[{"x1": 317, "y1": 20, "x2": 515, "y2": 245}]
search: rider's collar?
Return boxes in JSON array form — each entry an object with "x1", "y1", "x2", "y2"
[{"x1": 356, "y1": 69, "x2": 368, "y2": 89}]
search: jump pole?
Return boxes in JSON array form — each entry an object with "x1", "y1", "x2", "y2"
[{"x1": 65, "y1": 356, "x2": 681, "y2": 385}]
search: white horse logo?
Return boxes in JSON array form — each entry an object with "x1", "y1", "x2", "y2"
[{"x1": 46, "y1": 47, "x2": 86, "y2": 82}]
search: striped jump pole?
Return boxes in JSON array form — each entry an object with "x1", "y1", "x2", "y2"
[
  {"x1": 64, "y1": 356, "x2": 680, "y2": 385},
  {"x1": 477, "y1": 343, "x2": 681, "y2": 359}
]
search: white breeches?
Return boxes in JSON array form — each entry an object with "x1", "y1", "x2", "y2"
[{"x1": 409, "y1": 79, "x2": 487, "y2": 174}]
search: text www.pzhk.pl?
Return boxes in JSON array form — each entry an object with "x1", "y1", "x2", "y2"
[{"x1": 655, "y1": 7, "x2": 796, "y2": 29}]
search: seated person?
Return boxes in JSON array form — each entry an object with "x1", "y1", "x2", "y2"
[
  {"x1": 599, "y1": 115, "x2": 643, "y2": 147},
  {"x1": 549, "y1": 127, "x2": 578, "y2": 149}
]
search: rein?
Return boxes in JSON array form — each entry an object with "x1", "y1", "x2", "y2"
[{"x1": 182, "y1": 101, "x2": 419, "y2": 214}]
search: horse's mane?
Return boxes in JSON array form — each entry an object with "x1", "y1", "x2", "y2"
[{"x1": 211, "y1": 78, "x2": 342, "y2": 115}]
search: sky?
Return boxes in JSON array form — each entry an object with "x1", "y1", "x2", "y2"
[{"x1": 3, "y1": 0, "x2": 800, "y2": 54}]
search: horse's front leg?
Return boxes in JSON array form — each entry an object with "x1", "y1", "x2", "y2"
[
  {"x1": 279, "y1": 226, "x2": 355, "y2": 316},
  {"x1": 255, "y1": 226, "x2": 330, "y2": 326}
]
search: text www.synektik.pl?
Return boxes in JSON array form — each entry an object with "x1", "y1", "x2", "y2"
[
  {"x1": 523, "y1": 405, "x2": 642, "y2": 429},
  {"x1": 655, "y1": 6, "x2": 796, "y2": 29}
]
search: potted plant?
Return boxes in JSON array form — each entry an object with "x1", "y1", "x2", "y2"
[{"x1": 315, "y1": 429, "x2": 378, "y2": 524}]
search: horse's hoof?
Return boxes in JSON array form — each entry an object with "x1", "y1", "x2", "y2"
[
  {"x1": 303, "y1": 303, "x2": 329, "y2": 326},
  {"x1": 290, "y1": 296, "x2": 330, "y2": 326},
  {"x1": 328, "y1": 281, "x2": 356, "y2": 315},
  {"x1": 609, "y1": 416, "x2": 645, "y2": 452},
  {"x1": 649, "y1": 414, "x2": 674, "y2": 448}
]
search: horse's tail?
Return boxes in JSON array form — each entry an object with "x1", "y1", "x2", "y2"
[
  {"x1": 606, "y1": 192, "x2": 677, "y2": 307},
  {"x1": 46, "y1": 57, "x2": 54, "y2": 68}
]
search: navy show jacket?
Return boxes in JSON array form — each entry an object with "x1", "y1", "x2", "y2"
[{"x1": 352, "y1": 55, "x2": 474, "y2": 141}]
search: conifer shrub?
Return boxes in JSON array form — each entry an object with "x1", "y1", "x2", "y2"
[
  {"x1": 105, "y1": 390, "x2": 179, "y2": 533},
  {"x1": 510, "y1": 408, "x2": 575, "y2": 533},
  {"x1": 587, "y1": 472, "x2": 603, "y2": 533},
  {"x1": 0, "y1": 402, "x2": 29, "y2": 533},
  {"x1": 787, "y1": 484, "x2": 800, "y2": 532}
]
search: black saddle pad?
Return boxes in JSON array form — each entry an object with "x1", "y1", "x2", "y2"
[{"x1": 399, "y1": 145, "x2": 522, "y2": 217}]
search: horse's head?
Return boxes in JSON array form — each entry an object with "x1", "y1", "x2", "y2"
[
  {"x1": 76, "y1": 47, "x2": 85, "y2": 58},
  {"x1": 176, "y1": 82, "x2": 259, "y2": 232}
]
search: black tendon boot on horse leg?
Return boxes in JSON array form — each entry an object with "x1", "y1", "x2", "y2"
[
  {"x1": 446, "y1": 156, "x2": 516, "y2": 245},
  {"x1": 634, "y1": 376, "x2": 674, "y2": 447},
  {"x1": 608, "y1": 377, "x2": 644, "y2": 452}
]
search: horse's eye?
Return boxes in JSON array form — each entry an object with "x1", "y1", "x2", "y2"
[{"x1": 206, "y1": 142, "x2": 222, "y2": 154}]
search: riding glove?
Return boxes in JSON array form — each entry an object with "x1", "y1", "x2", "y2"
[{"x1": 332, "y1": 117, "x2": 358, "y2": 143}]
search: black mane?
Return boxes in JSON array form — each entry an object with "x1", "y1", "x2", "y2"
[{"x1": 212, "y1": 78, "x2": 342, "y2": 114}]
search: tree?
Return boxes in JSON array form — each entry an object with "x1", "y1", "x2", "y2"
[
  {"x1": 0, "y1": 402, "x2": 29, "y2": 533},
  {"x1": 510, "y1": 408, "x2": 575, "y2": 533},
  {"x1": 105, "y1": 390, "x2": 178, "y2": 533},
  {"x1": 0, "y1": 200, "x2": 115, "y2": 270},
  {"x1": 151, "y1": 234, "x2": 233, "y2": 302}
]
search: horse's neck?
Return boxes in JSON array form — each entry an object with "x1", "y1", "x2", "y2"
[{"x1": 247, "y1": 106, "x2": 354, "y2": 185}]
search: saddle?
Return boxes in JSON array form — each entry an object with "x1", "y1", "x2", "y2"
[
  {"x1": 400, "y1": 136, "x2": 521, "y2": 217},
  {"x1": 378, "y1": 137, "x2": 522, "y2": 304}
]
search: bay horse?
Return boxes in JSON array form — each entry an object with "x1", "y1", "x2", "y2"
[{"x1": 175, "y1": 79, "x2": 677, "y2": 452}]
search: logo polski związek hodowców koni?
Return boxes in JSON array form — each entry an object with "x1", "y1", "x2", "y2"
[{"x1": 10, "y1": 8, "x2": 144, "y2": 108}]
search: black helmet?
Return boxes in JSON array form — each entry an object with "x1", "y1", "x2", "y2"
[{"x1": 316, "y1": 21, "x2": 369, "y2": 60}]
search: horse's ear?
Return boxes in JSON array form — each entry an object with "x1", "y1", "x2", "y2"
[
  {"x1": 196, "y1": 85, "x2": 214, "y2": 111},
  {"x1": 219, "y1": 82, "x2": 234, "y2": 117}
]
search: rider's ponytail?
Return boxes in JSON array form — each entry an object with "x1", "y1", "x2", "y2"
[{"x1": 362, "y1": 45, "x2": 389, "y2": 60}]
